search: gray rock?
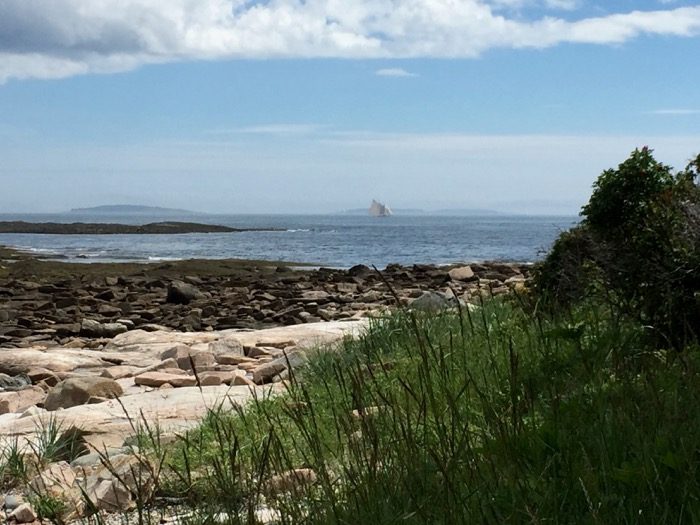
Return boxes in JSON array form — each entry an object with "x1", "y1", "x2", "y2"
[
  {"x1": 208, "y1": 336, "x2": 245, "y2": 357},
  {"x1": 166, "y1": 281, "x2": 204, "y2": 305},
  {"x1": 80, "y1": 319, "x2": 128, "y2": 338},
  {"x1": 0, "y1": 373, "x2": 31, "y2": 391},
  {"x1": 3, "y1": 494, "x2": 22, "y2": 511},
  {"x1": 410, "y1": 291, "x2": 455, "y2": 312},
  {"x1": 253, "y1": 350, "x2": 306, "y2": 384},
  {"x1": 348, "y1": 264, "x2": 371, "y2": 277}
]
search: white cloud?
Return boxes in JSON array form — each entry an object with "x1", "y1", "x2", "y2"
[
  {"x1": 650, "y1": 109, "x2": 700, "y2": 115},
  {"x1": 1, "y1": 1, "x2": 699, "y2": 82},
  {"x1": 544, "y1": 0, "x2": 578, "y2": 10},
  {"x1": 210, "y1": 124, "x2": 325, "y2": 135},
  {"x1": 375, "y1": 67, "x2": 417, "y2": 77}
]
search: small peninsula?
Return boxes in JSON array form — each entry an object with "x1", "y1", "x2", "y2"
[{"x1": 0, "y1": 221, "x2": 279, "y2": 235}]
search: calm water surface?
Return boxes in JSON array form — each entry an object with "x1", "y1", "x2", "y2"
[{"x1": 0, "y1": 213, "x2": 578, "y2": 268}]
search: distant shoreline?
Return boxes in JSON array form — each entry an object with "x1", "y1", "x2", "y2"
[{"x1": 0, "y1": 221, "x2": 283, "y2": 235}]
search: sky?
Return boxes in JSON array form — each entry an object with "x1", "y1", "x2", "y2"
[{"x1": 0, "y1": 0, "x2": 699, "y2": 215}]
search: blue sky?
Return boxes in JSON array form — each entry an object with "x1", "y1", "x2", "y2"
[{"x1": 1, "y1": 0, "x2": 699, "y2": 214}]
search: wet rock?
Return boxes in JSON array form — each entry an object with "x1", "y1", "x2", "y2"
[
  {"x1": 44, "y1": 377, "x2": 124, "y2": 411},
  {"x1": 166, "y1": 281, "x2": 204, "y2": 305}
]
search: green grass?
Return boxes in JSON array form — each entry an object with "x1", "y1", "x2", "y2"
[{"x1": 139, "y1": 296, "x2": 700, "y2": 524}]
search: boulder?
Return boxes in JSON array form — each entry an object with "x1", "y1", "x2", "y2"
[
  {"x1": 208, "y1": 336, "x2": 245, "y2": 357},
  {"x1": 166, "y1": 281, "x2": 204, "y2": 305},
  {"x1": 348, "y1": 264, "x2": 371, "y2": 277},
  {"x1": 160, "y1": 345, "x2": 215, "y2": 371},
  {"x1": 44, "y1": 377, "x2": 124, "y2": 411},
  {"x1": 448, "y1": 265, "x2": 476, "y2": 281},
  {"x1": 80, "y1": 319, "x2": 128, "y2": 338},
  {"x1": 83, "y1": 454, "x2": 155, "y2": 512},
  {"x1": 0, "y1": 386, "x2": 46, "y2": 414},
  {"x1": 8, "y1": 503, "x2": 37, "y2": 524},
  {"x1": 253, "y1": 350, "x2": 306, "y2": 385},
  {"x1": 409, "y1": 291, "x2": 454, "y2": 312}
]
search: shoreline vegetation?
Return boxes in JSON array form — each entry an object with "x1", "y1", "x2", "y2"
[
  {"x1": 1, "y1": 149, "x2": 700, "y2": 523},
  {"x1": 0, "y1": 221, "x2": 283, "y2": 235}
]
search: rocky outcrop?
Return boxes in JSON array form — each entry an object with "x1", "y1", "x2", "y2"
[
  {"x1": 0, "y1": 320, "x2": 367, "y2": 450},
  {"x1": 0, "y1": 262, "x2": 529, "y2": 348}
]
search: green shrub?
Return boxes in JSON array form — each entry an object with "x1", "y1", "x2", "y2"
[{"x1": 534, "y1": 147, "x2": 700, "y2": 346}]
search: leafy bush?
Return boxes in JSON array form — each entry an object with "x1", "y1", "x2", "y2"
[{"x1": 534, "y1": 147, "x2": 700, "y2": 346}]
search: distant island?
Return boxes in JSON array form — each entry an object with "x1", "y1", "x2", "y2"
[
  {"x1": 0, "y1": 221, "x2": 280, "y2": 235},
  {"x1": 68, "y1": 205, "x2": 202, "y2": 216}
]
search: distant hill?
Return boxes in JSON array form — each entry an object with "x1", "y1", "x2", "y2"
[{"x1": 68, "y1": 205, "x2": 201, "y2": 215}]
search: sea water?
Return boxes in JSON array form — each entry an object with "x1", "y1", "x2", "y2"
[{"x1": 0, "y1": 213, "x2": 578, "y2": 268}]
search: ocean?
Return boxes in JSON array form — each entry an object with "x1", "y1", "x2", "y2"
[{"x1": 0, "y1": 213, "x2": 578, "y2": 268}]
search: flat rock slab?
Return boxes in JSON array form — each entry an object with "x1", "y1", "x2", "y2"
[
  {"x1": 0, "y1": 384, "x2": 273, "y2": 451},
  {"x1": 106, "y1": 320, "x2": 368, "y2": 353},
  {"x1": 0, "y1": 320, "x2": 368, "y2": 451}
]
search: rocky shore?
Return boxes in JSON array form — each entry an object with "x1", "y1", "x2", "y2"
[
  {"x1": 0, "y1": 221, "x2": 280, "y2": 235},
  {"x1": 0, "y1": 247, "x2": 529, "y2": 349},
  {"x1": 0, "y1": 247, "x2": 530, "y2": 521},
  {"x1": 0, "y1": 321, "x2": 366, "y2": 521}
]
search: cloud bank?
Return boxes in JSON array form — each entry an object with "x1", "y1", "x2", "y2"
[{"x1": 1, "y1": 1, "x2": 700, "y2": 82}]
